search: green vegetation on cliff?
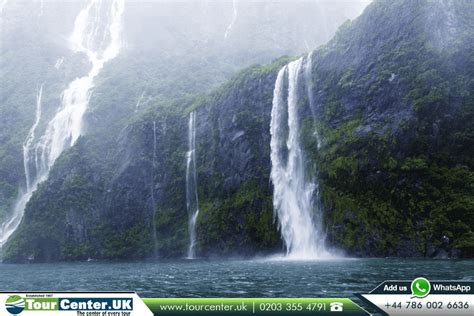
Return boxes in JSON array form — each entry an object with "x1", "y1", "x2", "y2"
[
  {"x1": 300, "y1": 0, "x2": 474, "y2": 257},
  {"x1": 2, "y1": 0, "x2": 473, "y2": 261}
]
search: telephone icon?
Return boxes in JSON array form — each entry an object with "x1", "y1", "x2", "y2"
[
  {"x1": 416, "y1": 282, "x2": 427, "y2": 293},
  {"x1": 330, "y1": 302, "x2": 344, "y2": 312}
]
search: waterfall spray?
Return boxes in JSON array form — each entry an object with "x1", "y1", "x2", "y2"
[
  {"x1": 186, "y1": 111, "x2": 199, "y2": 259},
  {"x1": 270, "y1": 57, "x2": 330, "y2": 259},
  {"x1": 0, "y1": 0, "x2": 125, "y2": 248}
]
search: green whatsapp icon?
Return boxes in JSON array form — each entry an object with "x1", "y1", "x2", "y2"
[{"x1": 411, "y1": 277, "x2": 431, "y2": 298}]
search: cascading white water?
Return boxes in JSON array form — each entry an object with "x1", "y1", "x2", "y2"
[
  {"x1": 55, "y1": 58, "x2": 64, "y2": 69},
  {"x1": 304, "y1": 51, "x2": 322, "y2": 149},
  {"x1": 224, "y1": 0, "x2": 237, "y2": 39},
  {"x1": 135, "y1": 91, "x2": 145, "y2": 113},
  {"x1": 0, "y1": 0, "x2": 125, "y2": 248},
  {"x1": 185, "y1": 111, "x2": 199, "y2": 259},
  {"x1": 151, "y1": 120, "x2": 158, "y2": 257},
  {"x1": 23, "y1": 84, "x2": 44, "y2": 191},
  {"x1": 270, "y1": 57, "x2": 329, "y2": 259},
  {"x1": 41, "y1": 0, "x2": 125, "y2": 167},
  {"x1": 0, "y1": 84, "x2": 44, "y2": 247}
]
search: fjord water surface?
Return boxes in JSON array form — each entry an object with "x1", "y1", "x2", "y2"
[{"x1": 0, "y1": 259, "x2": 472, "y2": 297}]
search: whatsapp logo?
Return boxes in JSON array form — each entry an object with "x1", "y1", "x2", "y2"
[{"x1": 411, "y1": 277, "x2": 431, "y2": 298}]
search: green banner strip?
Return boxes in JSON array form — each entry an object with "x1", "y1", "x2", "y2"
[{"x1": 142, "y1": 298, "x2": 368, "y2": 315}]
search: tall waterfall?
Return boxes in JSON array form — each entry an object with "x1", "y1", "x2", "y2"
[
  {"x1": 0, "y1": 0, "x2": 125, "y2": 247},
  {"x1": 0, "y1": 84, "x2": 44, "y2": 247},
  {"x1": 23, "y1": 84, "x2": 44, "y2": 192},
  {"x1": 270, "y1": 57, "x2": 329, "y2": 259},
  {"x1": 151, "y1": 120, "x2": 158, "y2": 257},
  {"x1": 186, "y1": 111, "x2": 199, "y2": 259}
]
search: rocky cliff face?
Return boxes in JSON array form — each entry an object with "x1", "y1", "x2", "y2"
[
  {"x1": 2, "y1": 59, "x2": 289, "y2": 261},
  {"x1": 304, "y1": 0, "x2": 473, "y2": 257},
  {"x1": 191, "y1": 60, "x2": 291, "y2": 256},
  {"x1": 0, "y1": 0, "x2": 362, "y2": 240},
  {"x1": 3, "y1": 0, "x2": 473, "y2": 262}
]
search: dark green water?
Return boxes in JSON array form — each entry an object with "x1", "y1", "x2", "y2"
[{"x1": 0, "y1": 258, "x2": 472, "y2": 297}]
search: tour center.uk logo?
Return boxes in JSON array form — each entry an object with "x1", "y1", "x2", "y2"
[{"x1": 5, "y1": 295, "x2": 25, "y2": 315}]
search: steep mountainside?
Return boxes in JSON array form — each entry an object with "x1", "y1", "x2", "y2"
[
  {"x1": 0, "y1": 0, "x2": 363, "y2": 230},
  {"x1": 306, "y1": 0, "x2": 473, "y2": 257},
  {"x1": 2, "y1": 0, "x2": 473, "y2": 261},
  {"x1": 2, "y1": 58, "x2": 289, "y2": 261}
]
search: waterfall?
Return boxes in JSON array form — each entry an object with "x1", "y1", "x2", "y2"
[
  {"x1": 135, "y1": 91, "x2": 145, "y2": 113},
  {"x1": 0, "y1": 84, "x2": 44, "y2": 247},
  {"x1": 0, "y1": 0, "x2": 125, "y2": 248},
  {"x1": 151, "y1": 120, "x2": 158, "y2": 257},
  {"x1": 23, "y1": 84, "x2": 44, "y2": 191},
  {"x1": 186, "y1": 111, "x2": 199, "y2": 259},
  {"x1": 304, "y1": 51, "x2": 322, "y2": 149},
  {"x1": 42, "y1": 0, "x2": 125, "y2": 165},
  {"x1": 55, "y1": 58, "x2": 64, "y2": 69},
  {"x1": 224, "y1": 0, "x2": 237, "y2": 39},
  {"x1": 270, "y1": 57, "x2": 329, "y2": 259}
]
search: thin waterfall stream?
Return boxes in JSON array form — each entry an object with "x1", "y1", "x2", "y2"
[
  {"x1": 186, "y1": 111, "x2": 199, "y2": 259},
  {"x1": 151, "y1": 120, "x2": 158, "y2": 258}
]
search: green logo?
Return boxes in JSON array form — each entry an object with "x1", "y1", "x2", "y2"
[
  {"x1": 411, "y1": 277, "x2": 431, "y2": 298},
  {"x1": 5, "y1": 295, "x2": 25, "y2": 315}
]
